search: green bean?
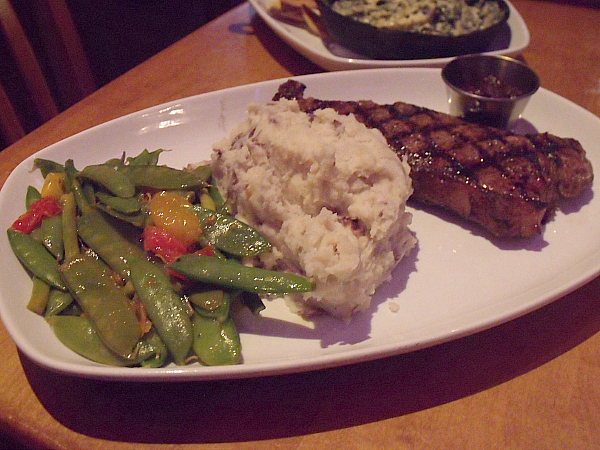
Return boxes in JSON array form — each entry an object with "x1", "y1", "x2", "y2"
[
  {"x1": 169, "y1": 255, "x2": 314, "y2": 294},
  {"x1": 7, "y1": 228, "x2": 66, "y2": 290},
  {"x1": 45, "y1": 289, "x2": 74, "y2": 317},
  {"x1": 119, "y1": 165, "x2": 207, "y2": 190},
  {"x1": 48, "y1": 315, "x2": 138, "y2": 366},
  {"x1": 128, "y1": 256, "x2": 193, "y2": 365},
  {"x1": 25, "y1": 186, "x2": 42, "y2": 209},
  {"x1": 126, "y1": 149, "x2": 164, "y2": 166},
  {"x1": 27, "y1": 276, "x2": 51, "y2": 315},
  {"x1": 41, "y1": 215, "x2": 64, "y2": 260},
  {"x1": 33, "y1": 159, "x2": 64, "y2": 178},
  {"x1": 59, "y1": 253, "x2": 141, "y2": 358},
  {"x1": 79, "y1": 164, "x2": 136, "y2": 198},
  {"x1": 82, "y1": 182, "x2": 96, "y2": 205},
  {"x1": 59, "y1": 194, "x2": 79, "y2": 261},
  {"x1": 193, "y1": 205, "x2": 271, "y2": 257},
  {"x1": 208, "y1": 180, "x2": 229, "y2": 214},
  {"x1": 192, "y1": 314, "x2": 241, "y2": 366},
  {"x1": 63, "y1": 158, "x2": 78, "y2": 180},
  {"x1": 64, "y1": 160, "x2": 93, "y2": 214},
  {"x1": 77, "y1": 209, "x2": 146, "y2": 278}
]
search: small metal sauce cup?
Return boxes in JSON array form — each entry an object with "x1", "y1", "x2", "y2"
[{"x1": 441, "y1": 54, "x2": 540, "y2": 129}]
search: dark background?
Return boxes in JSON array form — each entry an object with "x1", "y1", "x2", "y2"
[
  {"x1": 65, "y1": 0, "x2": 244, "y2": 87},
  {"x1": 0, "y1": 0, "x2": 244, "y2": 150}
]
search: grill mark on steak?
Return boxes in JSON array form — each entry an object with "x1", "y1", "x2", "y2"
[{"x1": 273, "y1": 80, "x2": 594, "y2": 238}]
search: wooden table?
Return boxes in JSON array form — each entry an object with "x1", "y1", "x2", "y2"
[{"x1": 1, "y1": 1, "x2": 599, "y2": 449}]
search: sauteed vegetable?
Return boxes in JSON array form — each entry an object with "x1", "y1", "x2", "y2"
[{"x1": 7, "y1": 150, "x2": 313, "y2": 367}]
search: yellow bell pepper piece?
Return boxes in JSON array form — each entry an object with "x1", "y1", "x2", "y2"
[
  {"x1": 41, "y1": 172, "x2": 66, "y2": 200},
  {"x1": 148, "y1": 191, "x2": 202, "y2": 247}
]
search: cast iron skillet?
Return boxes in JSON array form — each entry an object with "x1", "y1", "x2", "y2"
[{"x1": 316, "y1": 0, "x2": 510, "y2": 60}]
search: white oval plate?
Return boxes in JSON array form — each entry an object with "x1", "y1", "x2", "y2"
[
  {"x1": 0, "y1": 68, "x2": 598, "y2": 381},
  {"x1": 249, "y1": 0, "x2": 530, "y2": 70}
]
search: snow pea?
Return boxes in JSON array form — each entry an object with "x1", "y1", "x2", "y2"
[
  {"x1": 79, "y1": 164, "x2": 136, "y2": 199},
  {"x1": 192, "y1": 314, "x2": 241, "y2": 366},
  {"x1": 49, "y1": 315, "x2": 168, "y2": 367},
  {"x1": 119, "y1": 165, "x2": 207, "y2": 190},
  {"x1": 30, "y1": 227, "x2": 42, "y2": 242},
  {"x1": 128, "y1": 256, "x2": 193, "y2": 365},
  {"x1": 190, "y1": 164, "x2": 212, "y2": 183},
  {"x1": 48, "y1": 315, "x2": 138, "y2": 366},
  {"x1": 92, "y1": 202, "x2": 146, "y2": 228},
  {"x1": 92, "y1": 191, "x2": 145, "y2": 227},
  {"x1": 41, "y1": 215, "x2": 64, "y2": 260},
  {"x1": 135, "y1": 329, "x2": 168, "y2": 368},
  {"x1": 33, "y1": 158, "x2": 64, "y2": 178},
  {"x1": 26, "y1": 186, "x2": 42, "y2": 209},
  {"x1": 193, "y1": 205, "x2": 271, "y2": 257},
  {"x1": 188, "y1": 289, "x2": 231, "y2": 322},
  {"x1": 7, "y1": 228, "x2": 66, "y2": 290},
  {"x1": 102, "y1": 154, "x2": 126, "y2": 168},
  {"x1": 169, "y1": 255, "x2": 314, "y2": 294},
  {"x1": 45, "y1": 289, "x2": 74, "y2": 317},
  {"x1": 240, "y1": 292, "x2": 266, "y2": 316},
  {"x1": 59, "y1": 252, "x2": 141, "y2": 358},
  {"x1": 95, "y1": 191, "x2": 142, "y2": 214},
  {"x1": 77, "y1": 209, "x2": 146, "y2": 278},
  {"x1": 126, "y1": 149, "x2": 164, "y2": 166}
]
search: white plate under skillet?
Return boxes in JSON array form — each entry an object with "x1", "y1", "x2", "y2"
[
  {"x1": 249, "y1": 0, "x2": 530, "y2": 71},
  {"x1": 0, "y1": 68, "x2": 598, "y2": 382}
]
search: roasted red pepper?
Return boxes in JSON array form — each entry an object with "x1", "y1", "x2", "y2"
[
  {"x1": 142, "y1": 226, "x2": 189, "y2": 264},
  {"x1": 194, "y1": 246, "x2": 215, "y2": 257},
  {"x1": 143, "y1": 226, "x2": 216, "y2": 283},
  {"x1": 11, "y1": 197, "x2": 62, "y2": 233}
]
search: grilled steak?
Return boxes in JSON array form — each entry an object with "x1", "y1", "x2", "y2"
[{"x1": 273, "y1": 80, "x2": 594, "y2": 238}]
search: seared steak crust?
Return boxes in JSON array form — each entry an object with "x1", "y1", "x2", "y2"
[{"x1": 273, "y1": 80, "x2": 594, "y2": 238}]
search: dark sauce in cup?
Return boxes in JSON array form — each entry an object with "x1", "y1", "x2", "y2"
[{"x1": 466, "y1": 74, "x2": 525, "y2": 99}]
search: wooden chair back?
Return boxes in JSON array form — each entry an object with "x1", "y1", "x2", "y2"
[{"x1": 0, "y1": 0, "x2": 96, "y2": 146}]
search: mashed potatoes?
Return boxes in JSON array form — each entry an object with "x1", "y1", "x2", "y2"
[{"x1": 211, "y1": 99, "x2": 416, "y2": 319}]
